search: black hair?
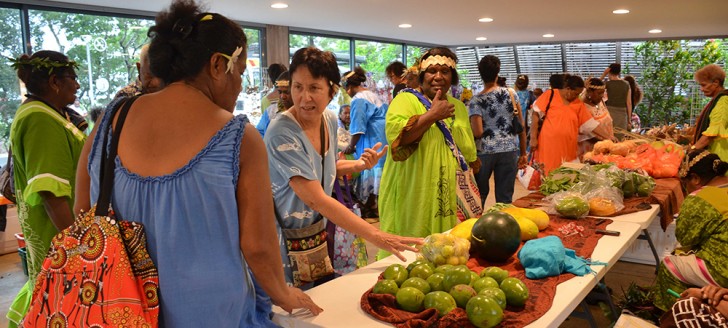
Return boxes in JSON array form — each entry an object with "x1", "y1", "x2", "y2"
[
  {"x1": 268, "y1": 63, "x2": 288, "y2": 82},
  {"x1": 609, "y1": 63, "x2": 622, "y2": 75},
  {"x1": 386, "y1": 61, "x2": 406, "y2": 77},
  {"x1": 15, "y1": 51, "x2": 75, "y2": 95},
  {"x1": 497, "y1": 77, "x2": 507, "y2": 87},
  {"x1": 88, "y1": 107, "x2": 104, "y2": 122},
  {"x1": 549, "y1": 74, "x2": 565, "y2": 89},
  {"x1": 586, "y1": 77, "x2": 605, "y2": 88},
  {"x1": 685, "y1": 150, "x2": 728, "y2": 183},
  {"x1": 276, "y1": 71, "x2": 290, "y2": 82},
  {"x1": 342, "y1": 66, "x2": 367, "y2": 88},
  {"x1": 564, "y1": 75, "x2": 585, "y2": 89},
  {"x1": 418, "y1": 47, "x2": 460, "y2": 86},
  {"x1": 515, "y1": 75, "x2": 529, "y2": 90},
  {"x1": 147, "y1": 0, "x2": 246, "y2": 85},
  {"x1": 289, "y1": 47, "x2": 341, "y2": 98},
  {"x1": 477, "y1": 55, "x2": 500, "y2": 83},
  {"x1": 624, "y1": 75, "x2": 643, "y2": 107}
]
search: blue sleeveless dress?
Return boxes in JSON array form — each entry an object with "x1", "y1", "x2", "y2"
[{"x1": 88, "y1": 108, "x2": 278, "y2": 327}]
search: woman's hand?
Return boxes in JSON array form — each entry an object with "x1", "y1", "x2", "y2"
[
  {"x1": 425, "y1": 90, "x2": 455, "y2": 122},
  {"x1": 355, "y1": 142, "x2": 388, "y2": 171},
  {"x1": 517, "y1": 155, "x2": 528, "y2": 169},
  {"x1": 701, "y1": 285, "x2": 728, "y2": 307},
  {"x1": 369, "y1": 230, "x2": 423, "y2": 261},
  {"x1": 272, "y1": 286, "x2": 323, "y2": 316},
  {"x1": 681, "y1": 288, "x2": 703, "y2": 300}
]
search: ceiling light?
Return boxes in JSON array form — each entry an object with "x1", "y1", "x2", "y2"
[
  {"x1": 612, "y1": 9, "x2": 630, "y2": 14},
  {"x1": 478, "y1": 17, "x2": 494, "y2": 23},
  {"x1": 271, "y1": 3, "x2": 288, "y2": 9},
  {"x1": 542, "y1": 34, "x2": 555, "y2": 38},
  {"x1": 649, "y1": 29, "x2": 662, "y2": 34},
  {"x1": 398, "y1": 24, "x2": 412, "y2": 28},
  {"x1": 476, "y1": 37, "x2": 487, "y2": 41}
]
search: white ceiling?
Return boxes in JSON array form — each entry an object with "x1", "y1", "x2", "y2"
[{"x1": 51, "y1": 0, "x2": 728, "y2": 46}]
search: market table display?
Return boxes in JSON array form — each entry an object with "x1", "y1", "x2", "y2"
[{"x1": 271, "y1": 218, "x2": 644, "y2": 327}]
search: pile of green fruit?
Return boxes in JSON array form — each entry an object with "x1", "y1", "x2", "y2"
[
  {"x1": 418, "y1": 233, "x2": 470, "y2": 266},
  {"x1": 373, "y1": 260, "x2": 530, "y2": 328}
]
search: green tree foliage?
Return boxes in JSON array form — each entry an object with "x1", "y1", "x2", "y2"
[
  {"x1": 633, "y1": 40, "x2": 724, "y2": 127},
  {"x1": 28, "y1": 10, "x2": 153, "y2": 111},
  {"x1": 355, "y1": 40, "x2": 403, "y2": 82},
  {"x1": 0, "y1": 8, "x2": 23, "y2": 149}
]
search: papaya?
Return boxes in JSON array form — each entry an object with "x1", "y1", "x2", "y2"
[
  {"x1": 450, "y1": 218, "x2": 478, "y2": 240},
  {"x1": 513, "y1": 217, "x2": 539, "y2": 241},
  {"x1": 518, "y1": 208, "x2": 550, "y2": 231}
]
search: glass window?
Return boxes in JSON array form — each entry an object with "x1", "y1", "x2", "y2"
[
  {"x1": 354, "y1": 40, "x2": 403, "y2": 103},
  {"x1": 29, "y1": 9, "x2": 154, "y2": 114},
  {"x1": 237, "y1": 27, "x2": 263, "y2": 123},
  {"x1": 0, "y1": 7, "x2": 23, "y2": 147},
  {"x1": 313, "y1": 36, "x2": 351, "y2": 72},
  {"x1": 406, "y1": 45, "x2": 427, "y2": 66}
]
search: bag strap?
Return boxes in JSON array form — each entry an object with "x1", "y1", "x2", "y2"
[
  {"x1": 319, "y1": 118, "x2": 325, "y2": 190},
  {"x1": 508, "y1": 89, "x2": 521, "y2": 114},
  {"x1": 97, "y1": 96, "x2": 139, "y2": 216},
  {"x1": 400, "y1": 88, "x2": 469, "y2": 171},
  {"x1": 537, "y1": 90, "x2": 555, "y2": 135},
  {"x1": 333, "y1": 178, "x2": 354, "y2": 208}
]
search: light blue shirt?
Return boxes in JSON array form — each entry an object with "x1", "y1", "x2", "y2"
[{"x1": 264, "y1": 110, "x2": 338, "y2": 284}]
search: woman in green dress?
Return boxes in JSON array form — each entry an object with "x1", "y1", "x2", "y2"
[
  {"x1": 654, "y1": 150, "x2": 728, "y2": 311},
  {"x1": 6, "y1": 51, "x2": 86, "y2": 326},
  {"x1": 377, "y1": 47, "x2": 478, "y2": 259}
]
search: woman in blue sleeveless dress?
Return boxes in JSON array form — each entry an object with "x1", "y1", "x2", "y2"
[{"x1": 74, "y1": 1, "x2": 321, "y2": 326}]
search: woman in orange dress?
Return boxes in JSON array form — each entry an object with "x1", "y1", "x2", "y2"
[{"x1": 530, "y1": 75, "x2": 612, "y2": 175}]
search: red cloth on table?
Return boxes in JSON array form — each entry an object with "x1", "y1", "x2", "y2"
[{"x1": 361, "y1": 216, "x2": 612, "y2": 327}]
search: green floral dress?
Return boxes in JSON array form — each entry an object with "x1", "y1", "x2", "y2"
[
  {"x1": 654, "y1": 185, "x2": 728, "y2": 311},
  {"x1": 6, "y1": 101, "x2": 85, "y2": 327},
  {"x1": 377, "y1": 93, "x2": 476, "y2": 260}
]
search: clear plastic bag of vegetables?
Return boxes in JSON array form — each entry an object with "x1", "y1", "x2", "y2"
[
  {"x1": 585, "y1": 186, "x2": 625, "y2": 216},
  {"x1": 569, "y1": 164, "x2": 617, "y2": 195},
  {"x1": 418, "y1": 233, "x2": 471, "y2": 266},
  {"x1": 540, "y1": 167, "x2": 581, "y2": 195},
  {"x1": 545, "y1": 191, "x2": 590, "y2": 219},
  {"x1": 622, "y1": 171, "x2": 656, "y2": 198}
]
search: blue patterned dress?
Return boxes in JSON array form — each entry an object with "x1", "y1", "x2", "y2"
[{"x1": 88, "y1": 108, "x2": 276, "y2": 327}]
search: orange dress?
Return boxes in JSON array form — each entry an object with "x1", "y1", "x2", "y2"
[{"x1": 534, "y1": 89, "x2": 598, "y2": 175}]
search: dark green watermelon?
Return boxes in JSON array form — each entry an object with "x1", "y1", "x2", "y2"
[{"x1": 470, "y1": 212, "x2": 521, "y2": 263}]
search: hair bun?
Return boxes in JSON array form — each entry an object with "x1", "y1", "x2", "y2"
[{"x1": 172, "y1": 18, "x2": 195, "y2": 39}]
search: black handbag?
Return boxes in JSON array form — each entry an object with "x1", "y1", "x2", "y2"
[
  {"x1": 0, "y1": 148, "x2": 15, "y2": 203},
  {"x1": 508, "y1": 89, "x2": 524, "y2": 135}
]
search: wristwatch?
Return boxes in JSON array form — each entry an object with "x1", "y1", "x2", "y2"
[{"x1": 690, "y1": 145, "x2": 697, "y2": 150}]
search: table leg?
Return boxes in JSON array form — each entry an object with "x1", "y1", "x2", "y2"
[
  {"x1": 636, "y1": 229, "x2": 660, "y2": 273},
  {"x1": 569, "y1": 300, "x2": 599, "y2": 328}
]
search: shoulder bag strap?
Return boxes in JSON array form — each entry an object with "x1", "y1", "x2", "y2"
[
  {"x1": 400, "y1": 88, "x2": 469, "y2": 171},
  {"x1": 97, "y1": 96, "x2": 139, "y2": 216},
  {"x1": 537, "y1": 90, "x2": 555, "y2": 135}
]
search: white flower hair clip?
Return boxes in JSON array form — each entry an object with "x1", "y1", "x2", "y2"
[{"x1": 221, "y1": 46, "x2": 243, "y2": 74}]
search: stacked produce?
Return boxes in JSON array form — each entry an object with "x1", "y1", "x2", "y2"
[
  {"x1": 543, "y1": 163, "x2": 655, "y2": 218},
  {"x1": 370, "y1": 209, "x2": 548, "y2": 327},
  {"x1": 583, "y1": 139, "x2": 684, "y2": 178}
]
